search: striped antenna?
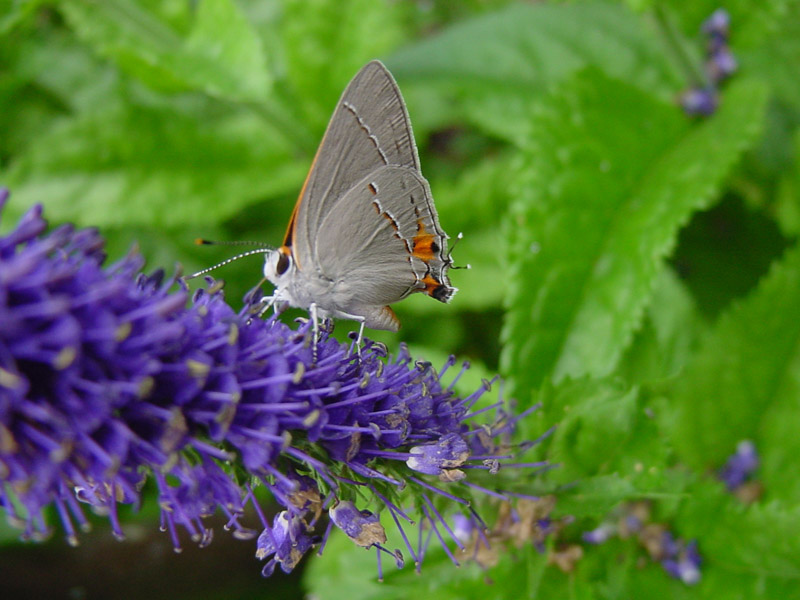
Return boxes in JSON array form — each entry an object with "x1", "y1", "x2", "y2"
[
  {"x1": 186, "y1": 247, "x2": 273, "y2": 279},
  {"x1": 195, "y1": 238, "x2": 271, "y2": 247}
]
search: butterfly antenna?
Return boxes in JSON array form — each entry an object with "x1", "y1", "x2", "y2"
[
  {"x1": 448, "y1": 232, "x2": 471, "y2": 270},
  {"x1": 186, "y1": 248, "x2": 273, "y2": 279},
  {"x1": 195, "y1": 238, "x2": 271, "y2": 247}
]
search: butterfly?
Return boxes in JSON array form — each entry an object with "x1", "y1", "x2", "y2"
[{"x1": 261, "y1": 60, "x2": 457, "y2": 345}]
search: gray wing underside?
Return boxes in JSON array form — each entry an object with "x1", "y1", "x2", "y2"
[
  {"x1": 292, "y1": 60, "x2": 420, "y2": 267},
  {"x1": 313, "y1": 166, "x2": 441, "y2": 308}
]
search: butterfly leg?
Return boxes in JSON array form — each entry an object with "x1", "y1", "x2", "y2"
[
  {"x1": 333, "y1": 312, "x2": 367, "y2": 358},
  {"x1": 308, "y1": 302, "x2": 320, "y2": 363},
  {"x1": 255, "y1": 295, "x2": 277, "y2": 319},
  {"x1": 354, "y1": 318, "x2": 366, "y2": 357},
  {"x1": 243, "y1": 294, "x2": 276, "y2": 325}
]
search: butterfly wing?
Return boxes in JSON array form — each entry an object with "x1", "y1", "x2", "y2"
[
  {"x1": 313, "y1": 165, "x2": 454, "y2": 310},
  {"x1": 286, "y1": 61, "x2": 421, "y2": 270}
]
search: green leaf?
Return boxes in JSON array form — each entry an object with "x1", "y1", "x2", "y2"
[
  {"x1": 303, "y1": 528, "x2": 399, "y2": 600},
  {"x1": 2, "y1": 25, "x2": 119, "y2": 116},
  {"x1": 442, "y1": 229, "x2": 506, "y2": 311},
  {"x1": 3, "y1": 101, "x2": 305, "y2": 228},
  {"x1": 388, "y1": 1, "x2": 683, "y2": 143},
  {"x1": 431, "y1": 154, "x2": 514, "y2": 238},
  {"x1": 671, "y1": 195, "x2": 791, "y2": 319},
  {"x1": 565, "y1": 477, "x2": 800, "y2": 596},
  {"x1": 430, "y1": 155, "x2": 517, "y2": 311},
  {"x1": 623, "y1": 0, "x2": 655, "y2": 12},
  {"x1": 726, "y1": 0, "x2": 800, "y2": 129},
  {"x1": 501, "y1": 70, "x2": 767, "y2": 393},
  {"x1": 280, "y1": 0, "x2": 407, "y2": 131},
  {"x1": 570, "y1": 538, "x2": 697, "y2": 599},
  {"x1": 661, "y1": 0, "x2": 792, "y2": 50},
  {"x1": 743, "y1": 13, "x2": 800, "y2": 109},
  {"x1": 59, "y1": 0, "x2": 271, "y2": 103},
  {"x1": 776, "y1": 128, "x2": 800, "y2": 237},
  {"x1": 0, "y1": 0, "x2": 43, "y2": 35},
  {"x1": 695, "y1": 570, "x2": 800, "y2": 600},
  {"x1": 305, "y1": 524, "x2": 549, "y2": 600},
  {"x1": 533, "y1": 377, "x2": 675, "y2": 503},
  {"x1": 553, "y1": 474, "x2": 640, "y2": 519},
  {"x1": 668, "y1": 242, "x2": 800, "y2": 489},
  {"x1": 678, "y1": 479, "x2": 800, "y2": 583},
  {"x1": 618, "y1": 266, "x2": 706, "y2": 384},
  {"x1": 543, "y1": 378, "x2": 640, "y2": 479},
  {"x1": 660, "y1": 0, "x2": 800, "y2": 107}
]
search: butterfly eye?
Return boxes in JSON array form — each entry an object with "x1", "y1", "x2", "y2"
[{"x1": 276, "y1": 252, "x2": 291, "y2": 275}]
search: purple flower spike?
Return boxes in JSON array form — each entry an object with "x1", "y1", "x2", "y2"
[
  {"x1": 0, "y1": 193, "x2": 551, "y2": 579},
  {"x1": 329, "y1": 501, "x2": 387, "y2": 548},
  {"x1": 677, "y1": 9, "x2": 738, "y2": 119}
]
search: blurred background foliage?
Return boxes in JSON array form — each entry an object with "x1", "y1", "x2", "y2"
[{"x1": 2, "y1": 0, "x2": 800, "y2": 598}]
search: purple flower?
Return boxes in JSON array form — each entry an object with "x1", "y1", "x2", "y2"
[
  {"x1": 579, "y1": 503, "x2": 703, "y2": 586},
  {"x1": 680, "y1": 87, "x2": 719, "y2": 116},
  {"x1": 256, "y1": 511, "x2": 318, "y2": 577},
  {"x1": 719, "y1": 439, "x2": 758, "y2": 490},
  {"x1": 407, "y1": 433, "x2": 470, "y2": 479},
  {"x1": 581, "y1": 523, "x2": 615, "y2": 545},
  {"x1": 0, "y1": 190, "x2": 551, "y2": 578},
  {"x1": 659, "y1": 530, "x2": 680, "y2": 559},
  {"x1": 707, "y1": 47, "x2": 738, "y2": 83},
  {"x1": 662, "y1": 540, "x2": 702, "y2": 585},
  {"x1": 677, "y1": 9, "x2": 737, "y2": 118},
  {"x1": 329, "y1": 501, "x2": 387, "y2": 548},
  {"x1": 451, "y1": 513, "x2": 475, "y2": 543},
  {"x1": 701, "y1": 8, "x2": 731, "y2": 40}
]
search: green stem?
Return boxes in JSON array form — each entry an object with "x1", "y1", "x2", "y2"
[{"x1": 653, "y1": 4, "x2": 710, "y2": 89}]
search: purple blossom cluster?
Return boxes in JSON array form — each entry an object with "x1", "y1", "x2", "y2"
[
  {"x1": 680, "y1": 8, "x2": 738, "y2": 116},
  {"x1": 718, "y1": 440, "x2": 762, "y2": 503},
  {"x1": 718, "y1": 440, "x2": 758, "y2": 490},
  {"x1": 582, "y1": 502, "x2": 702, "y2": 586},
  {"x1": 0, "y1": 190, "x2": 549, "y2": 579}
]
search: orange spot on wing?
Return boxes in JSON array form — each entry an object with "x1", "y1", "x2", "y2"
[
  {"x1": 421, "y1": 274, "x2": 443, "y2": 296},
  {"x1": 412, "y1": 234, "x2": 437, "y2": 260},
  {"x1": 412, "y1": 221, "x2": 440, "y2": 261}
]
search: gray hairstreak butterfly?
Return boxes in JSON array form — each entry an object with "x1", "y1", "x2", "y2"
[
  {"x1": 264, "y1": 60, "x2": 457, "y2": 342},
  {"x1": 191, "y1": 61, "x2": 457, "y2": 346}
]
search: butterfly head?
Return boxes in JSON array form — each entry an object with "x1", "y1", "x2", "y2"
[{"x1": 263, "y1": 246, "x2": 295, "y2": 287}]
